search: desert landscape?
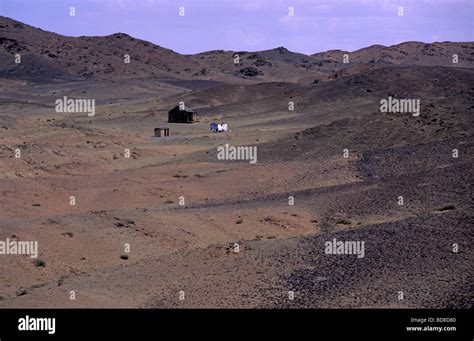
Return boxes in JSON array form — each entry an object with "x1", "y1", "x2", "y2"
[{"x1": 0, "y1": 15, "x2": 472, "y2": 309}]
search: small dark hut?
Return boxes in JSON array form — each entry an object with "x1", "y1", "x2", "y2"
[
  {"x1": 168, "y1": 105, "x2": 195, "y2": 123},
  {"x1": 154, "y1": 127, "x2": 170, "y2": 137}
]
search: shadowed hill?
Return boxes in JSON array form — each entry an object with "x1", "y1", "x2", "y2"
[{"x1": 0, "y1": 16, "x2": 202, "y2": 82}]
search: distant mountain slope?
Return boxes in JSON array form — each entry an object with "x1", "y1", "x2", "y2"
[
  {"x1": 0, "y1": 16, "x2": 202, "y2": 82},
  {"x1": 0, "y1": 16, "x2": 325, "y2": 83},
  {"x1": 191, "y1": 46, "x2": 331, "y2": 83},
  {"x1": 311, "y1": 41, "x2": 474, "y2": 67},
  {"x1": 258, "y1": 65, "x2": 474, "y2": 162},
  {"x1": 1, "y1": 16, "x2": 473, "y2": 83}
]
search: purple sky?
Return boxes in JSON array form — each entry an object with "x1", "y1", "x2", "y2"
[{"x1": 1, "y1": 0, "x2": 473, "y2": 54}]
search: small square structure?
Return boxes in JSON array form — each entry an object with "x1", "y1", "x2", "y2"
[{"x1": 154, "y1": 127, "x2": 169, "y2": 137}]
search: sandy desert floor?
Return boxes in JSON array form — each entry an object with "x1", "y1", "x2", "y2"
[{"x1": 1, "y1": 70, "x2": 472, "y2": 308}]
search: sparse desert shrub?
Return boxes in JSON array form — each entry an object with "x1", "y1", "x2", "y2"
[
  {"x1": 57, "y1": 275, "x2": 67, "y2": 286},
  {"x1": 334, "y1": 217, "x2": 352, "y2": 225},
  {"x1": 34, "y1": 259, "x2": 46, "y2": 268},
  {"x1": 263, "y1": 216, "x2": 277, "y2": 223}
]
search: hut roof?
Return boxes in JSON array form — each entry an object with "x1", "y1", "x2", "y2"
[{"x1": 168, "y1": 105, "x2": 195, "y2": 113}]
